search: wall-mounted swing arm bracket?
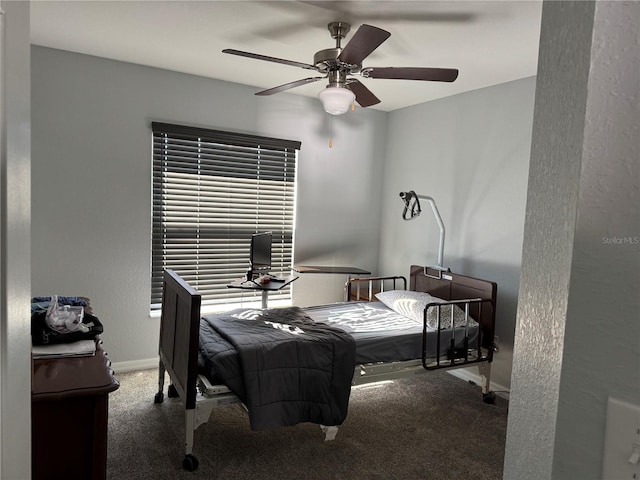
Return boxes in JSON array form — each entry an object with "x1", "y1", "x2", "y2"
[{"x1": 399, "y1": 191, "x2": 447, "y2": 276}]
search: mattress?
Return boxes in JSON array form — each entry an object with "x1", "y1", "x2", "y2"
[
  {"x1": 303, "y1": 301, "x2": 479, "y2": 364},
  {"x1": 197, "y1": 301, "x2": 480, "y2": 385}
]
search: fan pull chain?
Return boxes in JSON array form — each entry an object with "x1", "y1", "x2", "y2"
[
  {"x1": 352, "y1": 102, "x2": 355, "y2": 112},
  {"x1": 328, "y1": 115, "x2": 333, "y2": 148}
]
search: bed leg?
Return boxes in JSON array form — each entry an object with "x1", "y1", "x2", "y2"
[
  {"x1": 182, "y1": 408, "x2": 199, "y2": 471},
  {"x1": 154, "y1": 359, "x2": 166, "y2": 404},
  {"x1": 478, "y1": 362, "x2": 496, "y2": 404},
  {"x1": 320, "y1": 425, "x2": 339, "y2": 441}
]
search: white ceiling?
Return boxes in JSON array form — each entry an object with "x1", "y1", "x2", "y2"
[{"x1": 30, "y1": 0, "x2": 543, "y2": 112}]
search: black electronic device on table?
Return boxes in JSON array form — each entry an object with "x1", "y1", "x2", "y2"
[{"x1": 247, "y1": 232, "x2": 272, "y2": 281}]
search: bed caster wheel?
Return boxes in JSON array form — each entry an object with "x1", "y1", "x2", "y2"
[
  {"x1": 183, "y1": 454, "x2": 199, "y2": 471},
  {"x1": 168, "y1": 384, "x2": 179, "y2": 398},
  {"x1": 154, "y1": 392, "x2": 164, "y2": 404},
  {"x1": 483, "y1": 392, "x2": 496, "y2": 404}
]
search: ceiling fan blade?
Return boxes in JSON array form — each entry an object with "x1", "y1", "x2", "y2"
[
  {"x1": 338, "y1": 24, "x2": 391, "y2": 66},
  {"x1": 222, "y1": 49, "x2": 317, "y2": 71},
  {"x1": 362, "y1": 67, "x2": 459, "y2": 82},
  {"x1": 255, "y1": 77, "x2": 325, "y2": 96},
  {"x1": 347, "y1": 80, "x2": 380, "y2": 107}
]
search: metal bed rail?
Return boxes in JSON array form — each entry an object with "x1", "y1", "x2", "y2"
[
  {"x1": 343, "y1": 277, "x2": 497, "y2": 403},
  {"x1": 421, "y1": 298, "x2": 496, "y2": 370},
  {"x1": 344, "y1": 275, "x2": 407, "y2": 302}
]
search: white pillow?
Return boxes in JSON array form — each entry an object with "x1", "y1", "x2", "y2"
[{"x1": 375, "y1": 290, "x2": 472, "y2": 329}]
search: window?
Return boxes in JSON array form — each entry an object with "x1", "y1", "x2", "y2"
[{"x1": 151, "y1": 122, "x2": 300, "y2": 310}]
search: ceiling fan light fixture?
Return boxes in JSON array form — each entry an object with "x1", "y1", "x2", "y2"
[{"x1": 318, "y1": 86, "x2": 355, "y2": 115}]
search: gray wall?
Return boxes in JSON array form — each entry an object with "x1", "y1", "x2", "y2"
[
  {"x1": 378, "y1": 77, "x2": 536, "y2": 391},
  {"x1": 31, "y1": 46, "x2": 387, "y2": 365},
  {"x1": 504, "y1": 1, "x2": 640, "y2": 479},
  {"x1": 31, "y1": 47, "x2": 536, "y2": 388}
]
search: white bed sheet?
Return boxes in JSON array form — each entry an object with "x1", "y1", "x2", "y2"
[{"x1": 304, "y1": 301, "x2": 479, "y2": 364}]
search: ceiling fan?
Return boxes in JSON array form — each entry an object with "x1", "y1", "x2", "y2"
[{"x1": 223, "y1": 22, "x2": 459, "y2": 115}]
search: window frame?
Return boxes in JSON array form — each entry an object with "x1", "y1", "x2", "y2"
[{"x1": 150, "y1": 122, "x2": 300, "y2": 311}]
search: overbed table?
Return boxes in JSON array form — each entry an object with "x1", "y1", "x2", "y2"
[
  {"x1": 293, "y1": 265, "x2": 371, "y2": 300},
  {"x1": 293, "y1": 265, "x2": 371, "y2": 276},
  {"x1": 227, "y1": 275, "x2": 299, "y2": 308}
]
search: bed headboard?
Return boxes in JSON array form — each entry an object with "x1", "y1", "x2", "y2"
[
  {"x1": 159, "y1": 269, "x2": 201, "y2": 410},
  {"x1": 410, "y1": 265, "x2": 497, "y2": 351}
]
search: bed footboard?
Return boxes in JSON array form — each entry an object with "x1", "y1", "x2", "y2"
[
  {"x1": 157, "y1": 269, "x2": 201, "y2": 411},
  {"x1": 155, "y1": 269, "x2": 202, "y2": 471}
]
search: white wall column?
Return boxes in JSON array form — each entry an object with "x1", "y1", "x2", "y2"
[
  {"x1": 504, "y1": 1, "x2": 639, "y2": 479},
  {"x1": 0, "y1": 1, "x2": 31, "y2": 478}
]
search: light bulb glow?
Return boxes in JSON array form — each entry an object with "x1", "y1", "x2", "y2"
[{"x1": 318, "y1": 87, "x2": 356, "y2": 115}]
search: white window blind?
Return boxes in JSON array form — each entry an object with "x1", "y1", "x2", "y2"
[{"x1": 151, "y1": 122, "x2": 300, "y2": 309}]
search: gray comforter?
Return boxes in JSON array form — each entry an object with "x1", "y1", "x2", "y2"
[{"x1": 199, "y1": 306, "x2": 355, "y2": 430}]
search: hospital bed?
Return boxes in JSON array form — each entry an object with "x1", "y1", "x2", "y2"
[{"x1": 154, "y1": 265, "x2": 497, "y2": 471}]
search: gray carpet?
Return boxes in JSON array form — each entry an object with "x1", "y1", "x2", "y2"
[{"x1": 107, "y1": 368, "x2": 508, "y2": 479}]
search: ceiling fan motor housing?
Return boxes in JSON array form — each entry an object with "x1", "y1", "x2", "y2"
[
  {"x1": 315, "y1": 21, "x2": 361, "y2": 80},
  {"x1": 313, "y1": 48, "x2": 361, "y2": 76}
]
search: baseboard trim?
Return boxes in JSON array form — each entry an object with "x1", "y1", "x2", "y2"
[
  {"x1": 112, "y1": 358, "x2": 158, "y2": 374},
  {"x1": 447, "y1": 368, "x2": 510, "y2": 400}
]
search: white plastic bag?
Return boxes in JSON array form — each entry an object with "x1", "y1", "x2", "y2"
[{"x1": 45, "y1": 295, "x2": 88, "y2": 334}]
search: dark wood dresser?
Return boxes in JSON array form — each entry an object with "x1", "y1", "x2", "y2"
[{"x1": 31, "y1": 341, "x2": 119, "y2": 480}]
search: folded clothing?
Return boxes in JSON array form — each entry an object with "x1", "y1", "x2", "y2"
[
  {"x1": 32, "y1": 296, "x2": 89, "y2": 305},
  {"x1": 31, "y1": 296, "x2": 93, "y2": 315}
]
